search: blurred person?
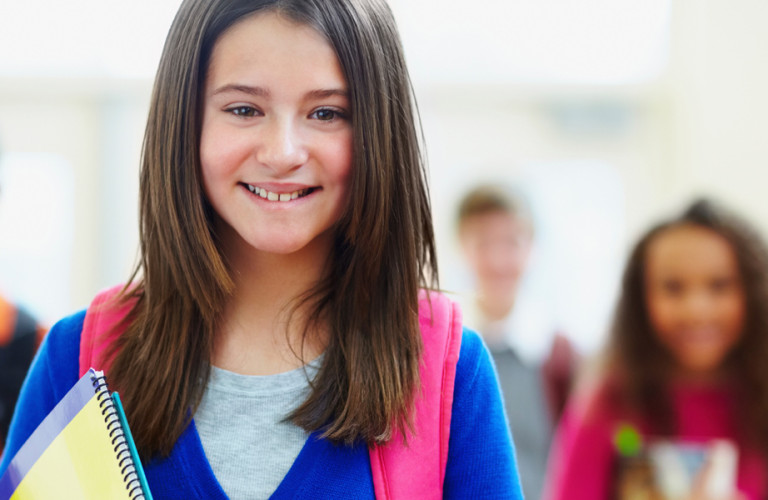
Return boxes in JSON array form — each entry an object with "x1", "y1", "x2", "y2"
[
  {"x1": 545, "y1": 198, "x2": 768, "y2": 500},
  {"x1": 0, "y1": 299, "x2": 44, "y2": 451},
  {"x1": 0, "y1": 158, "x2": 46, "y2": 451},
  {"x1": 457, "y1": 184, "x2": 577, "y2": 500}
]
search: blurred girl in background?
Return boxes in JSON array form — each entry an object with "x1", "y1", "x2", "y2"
[{"x1": 545, "y1": 199, "x2": 768, "y2": 500}]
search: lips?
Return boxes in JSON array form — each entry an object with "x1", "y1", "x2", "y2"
[
  {"x1": 678, "y1": 327, "x2": 720, "y2": 344},
  {"x1": 241, "y1": 183, "x2": 318, "y2": 202}
]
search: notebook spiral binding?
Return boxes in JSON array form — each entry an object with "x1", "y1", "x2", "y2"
[{"x1": 91, "y1": 373, "x2": 147, "y2": 500}]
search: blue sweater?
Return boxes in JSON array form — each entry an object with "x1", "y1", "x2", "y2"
[{"x1": 0, "y1": 311, "x2": 523, "y2": 499}]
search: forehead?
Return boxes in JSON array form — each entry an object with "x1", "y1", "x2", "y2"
[
  {"x1": 206, "y1": 11, "x2": 345, "y2": 89},
  {"x1": 645, "y1": 224, "x2": 738, "y2": 277},
  {"x1": 460, "y1": 210, "x2": 530, "y2": 237}
]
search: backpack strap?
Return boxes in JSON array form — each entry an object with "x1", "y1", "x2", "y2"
[
  {"x1": 79, "y1": 284, "x2": 135, "y2": 377},
  {"x1": 369, "y1": 290, "x2": 463, "y2": 500}
]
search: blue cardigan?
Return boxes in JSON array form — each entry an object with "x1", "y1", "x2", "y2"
[{"x1": 0, "y1": 311, "x2": 523, "y2": 499}]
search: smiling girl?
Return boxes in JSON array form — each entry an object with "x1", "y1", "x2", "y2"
[
  {"x1": 0, "y1": 0, "x2": 520, "y2": 498},
  {"x1": 545, "y1": 199, "x2": 768, "y2": 500}
]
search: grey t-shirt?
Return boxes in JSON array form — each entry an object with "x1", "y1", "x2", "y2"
[{"x1": 194, "y1": 359, "x2": 320, "y2": 499}]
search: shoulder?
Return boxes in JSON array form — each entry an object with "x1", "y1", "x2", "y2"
[
  {"x1": 46, "y1": 309, "x2": 86, "y2": 347},
  {"x1": 0, "y1": 310, "x2": 85, "y2": 473},
  {"x1": 451, "y1": 326, "x2": 504, "y2": 421},
  {"x1": 451, "y1": 326, "x2": 511, "y2": 426},
  {"x1": 28, "y1": 310, "x2": 85, "y2": 395},
  {"x1": 12, "y1": 309, "x2": 85, "y2": 408},
  {"x1": 455, "y1": 327, "x2": 493, "y2": 385},
  {"x1": 459, "y1": 326, "x2": 484, "y2": 354},
  {"x1": 444, "y1": 327, "x2": 524, "y2": 498},
  {"x1": 418, "y1": 292, "x2": 503, "y2": 383}
]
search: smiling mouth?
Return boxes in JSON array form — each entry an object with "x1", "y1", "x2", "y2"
[{"x1": 242, "y1": 183, "x2": 318, "y2": 202}]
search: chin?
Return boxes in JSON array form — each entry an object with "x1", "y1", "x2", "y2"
[
  {"x1": 254, "y1": 239, "x2": 313, "y2": 255},
  {"x1": 678, "y1": 354, "x2": 730, "y2": 376},
  {"x1": 249, "y1": 231, "x2": 332, "y2": 257}
]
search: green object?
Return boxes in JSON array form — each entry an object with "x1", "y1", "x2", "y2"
[{"x1": 613, "y1": 423, "x2": 642, "y2": 457}]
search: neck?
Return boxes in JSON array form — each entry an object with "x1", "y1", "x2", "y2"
[
  {"x1": 476, "y1": 289, "x2": 516, "y2": 322},
  {"x1": 666, "y1": 363, "x2": 733, "y2": 388},
  {"x1": 214, "y1": 232, "x2": 332, "y2": 375}
]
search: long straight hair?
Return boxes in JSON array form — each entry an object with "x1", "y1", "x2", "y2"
[
  {"x1": 607, "y1": 199, "x2": 768, "y2": 452},
  {"x1": 107, "y1": 0, "x2": 437, "y2": 458}
]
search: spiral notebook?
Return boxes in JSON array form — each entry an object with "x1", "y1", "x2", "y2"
[{"x1": 0, "y1": 369, "x2": 152, "y2": 500}]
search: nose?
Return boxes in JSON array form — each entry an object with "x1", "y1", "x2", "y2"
[
  {"x1": 681, "y1": 288, "x2": 714, "y2": 324},
  {"x1": 255, "y1": 117, "x2": 308, "y2": 174}
]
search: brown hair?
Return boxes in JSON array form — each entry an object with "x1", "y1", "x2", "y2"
[
  {"x1": 455, "y1": 184, "x2": 533, "y2": 235},
  {"x1": 607, "y1": 198, "x2": 768, "y2": 450},
  {"x1": 107, "y1": 0, "x2": 436, "y2": 458}
]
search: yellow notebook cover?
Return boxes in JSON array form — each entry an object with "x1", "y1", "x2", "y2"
[{"x1": 0, "y1": 369, "x2": 152, "y2": 500}]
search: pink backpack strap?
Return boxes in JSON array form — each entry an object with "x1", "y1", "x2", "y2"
[
  {"x1": 369, "y1": 290, "x2": 463, "y2": 500},
  {"x1": 78, "y1": 284, "x2": 135, "y2": 377}
]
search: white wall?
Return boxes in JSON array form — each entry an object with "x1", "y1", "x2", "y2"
[{"x1": 0, "y1": 78, "x2": 148, "y2": 322}]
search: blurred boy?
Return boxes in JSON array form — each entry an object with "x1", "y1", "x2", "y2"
[{"x1": 456, "y1": 185, "x2": 576, "y2": 500}]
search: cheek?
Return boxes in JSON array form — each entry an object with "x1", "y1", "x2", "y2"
[
  {"x1": 199, "y1": 111, "x2": 217, "y2": 172},
  {"x1": 199, "y1": 128, "x2": 251, "y2": 209},
  {"x1": 199, "y1": 152, "x2": 221, "y2": 205},
  {"x1": 328, "y1": 133, "x2": 354, "y2": 184},
  {"x1": 646, "y1": 291, "x2": 675, "y2": 334},
  {"x1": 459, "y1": 241, "x2": 484, "y2": 273},
  {"x1": 199, "y1": 122, "x2": 223, "y2": 194},
  {"x1": 720, "y1": 292, "x2": 747, "y2": 336},
  {"x1": 322, "y1": 132, "x2": 354, "y2": 212},
  {"x1": 199, "y1": 110, "x2": 250, "y2": 177}
]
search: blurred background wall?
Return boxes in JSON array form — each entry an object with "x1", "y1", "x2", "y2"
[{"x1": 0, "y1": 0, "x2": 766, "y2": 355}]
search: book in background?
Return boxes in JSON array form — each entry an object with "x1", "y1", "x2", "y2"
[
  {"x1": 612, "y1": 423, "x2": 738, "y2": 500},
  {"x1": 0, "y1": 368, "x2": 152, "y2": 500}
]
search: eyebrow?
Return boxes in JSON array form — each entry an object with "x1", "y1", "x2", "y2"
[
  {"x1": 306, "y1": 88, "x2": 348, "y2": 99},
  {"x1": 212, "y1": 84, "x2": 270, "y2": 97},
  {"x1": 211, "y1": 84, "x2": 348, "y2": 100}
]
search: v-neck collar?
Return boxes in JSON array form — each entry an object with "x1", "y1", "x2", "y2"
[{"x1": 160, "y1": 418, "x2": 374, "y2": 499}]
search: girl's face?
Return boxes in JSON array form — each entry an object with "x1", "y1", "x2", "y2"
[
  {"x1": 644, "y1": 225, "x2": 746, "y2": 378},
  {"x1": 200, "y1": 11, "x2": 353, "y2": 258},
  {"x1": 459, "y1": 211, "x2": 532, "y2": 297}
]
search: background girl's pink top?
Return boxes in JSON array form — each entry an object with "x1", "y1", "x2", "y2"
[{"x1": 544, "y1": 380, "x2": 767, "y2": 500}]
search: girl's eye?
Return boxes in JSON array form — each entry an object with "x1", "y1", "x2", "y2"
[
  {"x1": 226, "y1": 106, "x2": 259, "y2": 117},
  {"x1": 710, "y1": 277, "x2": 735, "y2": 293},
  {"x1": 310, "y1": 108, "x2": 347, "y2": 122},
  {"x1": 662, "y1": 280, "x2": 683, "y2": 295}
]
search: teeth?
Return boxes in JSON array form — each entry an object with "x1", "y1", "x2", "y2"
[{"x1": 246, "y1": 184, "x2": 311, "y2": 202}]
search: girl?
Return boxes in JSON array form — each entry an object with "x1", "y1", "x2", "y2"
[
  {"x1": 0, "y1": 0, "x2": 521, "y2": 498},
  {"x1": 545, "y1": 199, "x2": 768, "y2": 500}
]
